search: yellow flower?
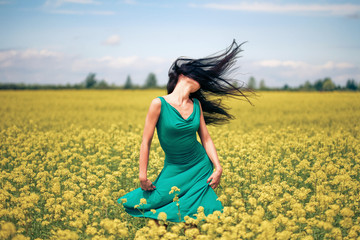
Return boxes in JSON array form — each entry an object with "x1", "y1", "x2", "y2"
[
  {"x1": 185, "y1": 228, "x2": 200, "y2": 238},
  {"x1": 157, "y1": 212, "x2": 167, "y2": 221},
  {"x1": 169, "y1": 186, "x2": 180, "y2": 194},
  {"x1": 340, "y1": 217, "x2": 353, "y2": 229},
  {"x1": 216, "y1": 194, "x2": 227, "y2": 203},
  {"x1": 0, "y1": 222, "x2": 16, "y2": 239},
  {"x1": 172, "y1": 186, "x2": 180, "y2": 192},
  {"x1": 85, "y1": 226, "x2": 97, "y2": 236},
  {"x1": 1, "y1": 91, "x2": 360, "y2": 239},
  {"x1": 248, "y1": 197, "x2": 257, "y2": 207},
  {"x1": 10, "y1": 234, "x2": 29, "y2": 240},
  {"x1": 52, "y1": 229, "x2": 79, "y2": 240},
  {"x1": 134, "y1": 205, "x2": 140, "y2": 209},
  {"x1": 340, "y1": 207, "x2": 354, "y2": 218},
  {"x1": 140, "y1": 198, "x2": 147, "y2": 205},
  {"x1": 276, "y1": 230, "x2": 292, "y2": 240}
]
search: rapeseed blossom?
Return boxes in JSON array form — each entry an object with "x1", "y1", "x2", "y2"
[
  {"x1": 140, "y1": 198, "x2": 147, "y2": 205},
  {"x1": 157, "y1": 212, "x2": 167, "y2": 221},
  {"x1": 169, "y1": 186, "x2": 180, "y2": 195},
  {"x1": 0, "y1": 90, "x2": 359, "y2": 239}
]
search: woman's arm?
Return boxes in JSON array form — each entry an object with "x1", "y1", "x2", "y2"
[
  {"x1": 197, "y1": 100, "x2": 223, "y2": 189},
  {"x1": 139, "y1": 98, "x2": 161, "y2": 191}
]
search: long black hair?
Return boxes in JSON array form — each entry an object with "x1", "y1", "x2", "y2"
[{"x1": 167, "y1": 39, "x2": 256, "y2": 125}]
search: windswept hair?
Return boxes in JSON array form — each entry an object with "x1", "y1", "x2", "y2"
[{"x1": 167, "y1": 40, "x2": 256, "y2": 125}]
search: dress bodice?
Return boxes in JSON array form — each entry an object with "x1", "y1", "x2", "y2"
[{"x1": 156, "y1": 96, "x2": 201, "y2": 163}]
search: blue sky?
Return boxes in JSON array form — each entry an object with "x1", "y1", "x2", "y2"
[{"x1": 0, "y1": 0, "x2": 359, "y2": 87}]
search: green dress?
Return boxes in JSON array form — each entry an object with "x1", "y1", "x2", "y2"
[{"x1": 118, "y1": 96, "x2": 223, "y2": 222}]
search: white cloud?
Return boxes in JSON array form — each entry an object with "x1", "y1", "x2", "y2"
[
  {"x1": 20, "y1": 49, "x2": 64, "y2": 59},
  {"x1": 72, "y1": 56, "x2": 140, "y2": 71},
  {"x1": 0, "y1": 48, "x2": 170, "y2": 85},
  {"x1": 255, "y1": 59, "x2": 355, "y2": 70},
  {"x1": 102, "y1": 35, "x2": 121, "y2": 46},
  {"x1": 101, "y1": 56, "x2": 138, "y2": 67},
  {"x1": 146, "y1": 56, "x2": 166, "y2": 63},
  {"x1": 192, "y1": 2, "x2": 360, "y2": 17},
  {"x1": 320, "y1": 61, "x2": 354, "y2": 69},
  {"x1": 247, "y1": 59, "x2": 359, "y2": 87},
  {"x1": 255, "y1": 60, "x2": 307, "y2": 68},
  {"x1": 0, "y1": 49, "x2": 64, "y2": 68},
  {"x1": 0, "y1": 50, "x2": 16, "y2": 62},
  {"x1": 72, "y1": 55, "x2": 169, "y2": 72}
]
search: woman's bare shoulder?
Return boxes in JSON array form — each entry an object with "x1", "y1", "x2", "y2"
[
  {"x1": 152, "y1": 95, "x2": 170, "y2": 106},
  {"x1": 145, "y1": 98, "x2": 162, "y2": 119},
  {"x1": 149, "y1": 97, "x2": 162, "y2": 109}
]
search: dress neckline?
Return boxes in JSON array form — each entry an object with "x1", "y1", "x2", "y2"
[{"x1": 160, "y1": 96, "x2": 195, "y2": 121}]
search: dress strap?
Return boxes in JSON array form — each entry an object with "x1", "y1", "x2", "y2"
[
  {"x1": 157, "y1": 96, "x2": 164, "y2": 103},
  {"x1": 192, "y1": 98, "x2": 199, "y2": 110}
]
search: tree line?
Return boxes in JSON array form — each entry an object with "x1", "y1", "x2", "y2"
[
  {"x1": 0, "y1": 72, "x2": 359, "y2": 91},
  {"x1": 247, "y1": 76, "x2": 359, "y2": 91},
  {"x1": 0, "y1": 72, "x2": 163, "y2": 90}
]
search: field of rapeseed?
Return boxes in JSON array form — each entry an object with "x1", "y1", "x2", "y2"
[{"x1": 0, "y1": 90, "x2": 359, "y2": 239}]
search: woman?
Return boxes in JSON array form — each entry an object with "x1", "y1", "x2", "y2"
[{"x1": 118, "y1": 40, "x2": 254, "y2": 223}]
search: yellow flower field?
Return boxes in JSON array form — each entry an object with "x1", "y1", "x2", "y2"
[{"x1": 0, "y1": 90, "x2": 359, "y2": 239}]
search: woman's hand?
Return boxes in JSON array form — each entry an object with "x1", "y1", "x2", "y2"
[
  {"x1": 140, "y1": 178, "x2": 156, "y2": 191},
  {"x1": 207, "y1": 169, "x2": 222, "y2": 189}
]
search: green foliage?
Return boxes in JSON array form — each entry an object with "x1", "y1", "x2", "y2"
[
  {"x1": 297, "y1": 77, "x2": 346, "y2": 92},
  {"x1": 314, "y1": 79, "x2": 323, "y2": 91},
  {"x1": 259, "y1": 79, "x2": 268, "y2": 90},
  {"x1": 124, "y1": 75, "x2": 133, "y2": 89},
  {"x1": 282, "y1": 84, "x2": 290, "y2": 90},
  {"x1": 322, "y1": 77, "x2": 336, "y2": 91},
  {"x1": 83, "y1": 73, "x2": 112, "y2": 89},
  {"x1": 0, "y1": 72, "x2": 358, "y2": 92},
  {"x1": 302, "y1": 81, "x2": 314, "y2": 91},
  {"x1": 346, "y1": 79, "x2": 358, "y2": 91},
  {"x1": 84, "y1": 73, "x2": 97, "y2": 88},
  {"x1": 248, "y1": 76, "x2": 257, "y2": 90},
  {"x1": 97, "y1": 80, "x2": 110, "y2": 89},
  {"x1": 143, "y1": 73, "x2": 158, "y2": 89}
]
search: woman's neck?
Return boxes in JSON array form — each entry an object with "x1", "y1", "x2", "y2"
[{"x1": 169, "y1": 79, "x2": 192, "y2": 105}]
